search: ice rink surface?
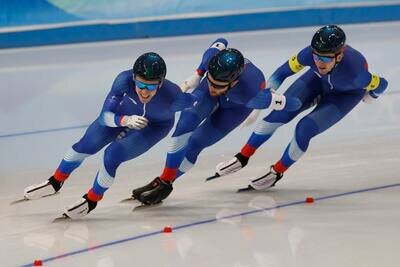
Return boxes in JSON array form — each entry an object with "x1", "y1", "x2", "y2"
[{"x1": 0, "y1": 22, "x2": 399, "y2": 267}]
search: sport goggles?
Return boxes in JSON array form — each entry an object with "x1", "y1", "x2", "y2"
[
  {"x1": 134, "y1": 79, "x2": 160, "y2": 91},
  {"x1": 312, "y1": 52, "x2": 336, "y2": 63},
  {"x1": 206, "y1": 74, "x2": 231, "y2": 90}
]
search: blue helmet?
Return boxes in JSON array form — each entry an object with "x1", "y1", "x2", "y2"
[
  {"x1": 311, "y1": 25, "x2": 346, "y2": 54},
  {"x1": 208, "y1": 48, "x2": 244, "y2": 82},
  {"x1": 133, "y1": 52, "x2": 167, "y2": 81}
]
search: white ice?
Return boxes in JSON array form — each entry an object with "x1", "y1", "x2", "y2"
[{"x1": 0, "y1": 22, "x2": 399, "y2": 267}]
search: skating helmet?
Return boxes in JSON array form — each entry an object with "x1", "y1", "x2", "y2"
[
  {"x1": 311, "y1": 25, "x2": 346, "y2": 54},
  {"x1": 133, "y1": 52, "x2": 167, "y2": 81},
  {"x1": 208, "y1": 48, "x2": 245, "y2": 82}
]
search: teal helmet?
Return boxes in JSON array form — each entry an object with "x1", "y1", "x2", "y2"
[
  {"x1": 133, "y1": 52, "x2": 167, "y2": 81},
  {"x1": 208, "y1": 48, "x2": 244, "y2": 82},
  {"x1": 311, "y1": 25, "x2": 346, "y2": 54}
]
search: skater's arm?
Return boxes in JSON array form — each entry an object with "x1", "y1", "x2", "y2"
[
  {"x1": 175, "y1": 39, "x2": 228, "y2": 109},
  {"x1": 170, "y1": 88, "x2": 208, "y2": 112},
  {"x1": 99, "y1": 71, "x2": 141, "y2": 127},
  {"x1": 267, "y1": 46, "x2": 311, "y2": 91},
  {"x1": 244, "y1": 65, "x2": 301, "y2": 111},
  {"x1": 354, "y1": 70, "x2": 388, "y2": 100},
  {"x1": 243, "y1": 67, "x2": 272, "y2": 109},
  {"x1": 180, "y1": 38, "x2": 228, "y2": 92},
  {"x1": 245, "y1": 89, "x2": 301, "y2": 111},
  {"x1": 197, "y1": 38, "x2": 228, "y2": 75}
]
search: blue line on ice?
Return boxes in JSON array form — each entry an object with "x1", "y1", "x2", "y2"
[{"x1": 19, "y1": 182, "x2": 400, "y2": 267}]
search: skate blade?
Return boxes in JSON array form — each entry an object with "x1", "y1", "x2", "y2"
[
  {"x1": 205, "y1": 173, "x2": 220, "y2": 182},
  {"x1": 133, "y1": 201, "x2": 163, "y2": 211},
  {"x1": 52, "y1": 213, "x2": 70, "y2": 223},
  {"x1": 120, "y1": 197, "x2": 137, "y2": 203},
  {"x1": 10, "y1": 198, "x2": 29, "y2": 205},
  {"x1": 237, "y1": 185, "x2": 255, "y2": 193},
  {"x1": 10, "y1": 192, "x2": 60, "y2": 205}
]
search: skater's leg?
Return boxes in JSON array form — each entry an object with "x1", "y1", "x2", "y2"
[
  {"x1": 159, "y1": 95, "x2": 217, "y2": 181},
  {"x1": 87, "y1": 122, "x2": 173, "y2": 201},
  {"x1": 242, "y1": 70, "x2": 323, "y2": 158},
  {"x1": 245, "y1": 91, "x2": 364, "y2": 191},
  {"x1": 54, "y1": 119, "x2": 121, "y2": 182},
  {"x1": 177, "y1": 105, "x2": 253, "y2": 178},
  {"x1": 215, "y1": 70, "x2": 324, "y2": 177},
  {"x1": 273, "y1": 90, "x2": 364, "y2": 173},
  {"x1": 24, "y1": 119, "x2": 121, "y2": 199}
]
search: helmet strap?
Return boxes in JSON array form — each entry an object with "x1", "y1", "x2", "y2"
[
  {"x1": 332, "y1": 51, "x2": 344, "y2": 71},
  {"x1": 226, "y1": 83, "x2": 232, "y2": 92},
  {"x1": 221, "y1": 82, "x2": 234, "y2": 95},
  {"x1": 226, "y1": 79, "x2": 239, "y2": 92}
]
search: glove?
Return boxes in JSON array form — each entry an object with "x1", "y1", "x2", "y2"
[
  {"x1": 132, "y1": 177, "x2": 173, "y2": 205},
  {"x1": 180, "y1": 72, "x2": 202, "y2": 92},
  {"x1": 120, "y1": 115, "x2": 148, "y2": 130}
]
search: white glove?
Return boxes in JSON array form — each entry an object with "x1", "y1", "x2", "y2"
[
  {"x1": 180, "y1": 72, "x2": 202, "y2": 92},
  {"x1": 120, "y1": 115, "x2": 148, "y2": 130}
]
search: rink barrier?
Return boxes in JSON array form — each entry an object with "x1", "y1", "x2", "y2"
[
  {"x1": 19, "y1": 182, "x2": 400, "y2": 267},
  {"x1": 2, "y1": 3, "x2": 400, "y2": 49}
]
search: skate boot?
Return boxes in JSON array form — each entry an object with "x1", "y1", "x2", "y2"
[
  {"x1": 249, "y1": 165, "x2": 283, "y2": 190},
  {"x1": 64, "y1": 194, "x2": 97, "y2": 219},
  {"x1": 132, "y1": 177, "x2": 162, "y2": 200},
  {"x1": 215, "y1": 153, "x2": 249, "y2": 176},
  {"x1": 132, "y1": 177, "x2": 173, "y2": 205},
  {"x1": 24, "y1": 176, "x2": 63, "y2": 200}
]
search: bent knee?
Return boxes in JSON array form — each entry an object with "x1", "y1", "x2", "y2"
[
  {"x1": 295, "y1": 117, "x2": 319, "y2": 150},
  {"x1": 103, "y1": 145, "x2": 125, "y2": 174}
]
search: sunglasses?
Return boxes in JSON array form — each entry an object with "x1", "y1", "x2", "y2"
[
  {"x1": 206, "y1": 74, "x2": 231, "y2": 90},
  {"x1": 134, "y1": 79, "x2": 160, "y2": 91},
  {"x1": 312, "y1": 52, "x2": 336, "y2": 63}
]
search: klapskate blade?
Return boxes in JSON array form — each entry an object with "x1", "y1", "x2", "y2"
[
  {"x1": 237, "y1": 185, "x2": 255, "y2": 193},
  {"x1": 120, "y1": 197, "x2": 137, "y2": 203},
  {"x1": 205, "y1": 173, "x2": 220, "y2": 181},
  {"x1": 52, "y1": 214, "x2": 70, "y2": 223},
  {"x1": 11, "y1": 192, "x2": 60, "y2": 205},
  {"x1": 133, "y1": 201, "x2": 163, "y2": 211},
  {"x1": 10, "y1": 198, "x2": 29, "y2": 205}
]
